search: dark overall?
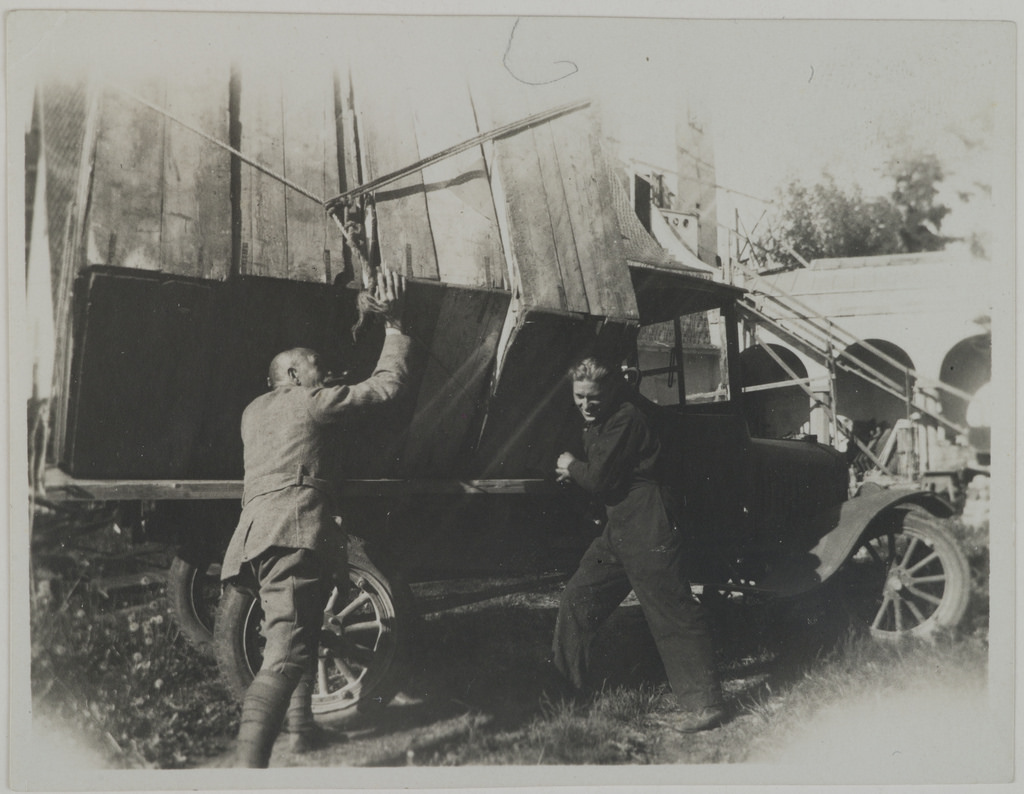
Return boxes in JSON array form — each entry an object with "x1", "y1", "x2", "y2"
[{"x1": 552, "y1": 399, "x2": 722, "y2": 712}]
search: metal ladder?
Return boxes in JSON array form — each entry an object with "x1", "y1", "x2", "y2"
[{"x1": 731, "y1": 262, "x2": 972, "y2": 479}]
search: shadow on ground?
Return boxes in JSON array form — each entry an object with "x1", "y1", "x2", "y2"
[{"x1": 285, "y1": 577, "x2": 856, "y2": 766}]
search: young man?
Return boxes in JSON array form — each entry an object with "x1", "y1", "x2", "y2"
[
  {"x1": 220, "y1": 268, "x2": 410, "y2": 767},
  {"x1": 552, "y1": 356, "x2": 726, "y2": 732}
]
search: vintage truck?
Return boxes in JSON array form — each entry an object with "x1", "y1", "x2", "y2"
[{"x1": 35, "y1": 64, "x2": 970, "y2": 718}]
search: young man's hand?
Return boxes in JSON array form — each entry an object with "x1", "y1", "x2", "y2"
[{"x1": 555, "y1": 451, "x2": 577, "y2": 482}]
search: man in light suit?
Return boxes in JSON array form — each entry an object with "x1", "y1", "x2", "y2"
[{"x1": 221, "y1": 268, "x2": 410, "y2": 767}]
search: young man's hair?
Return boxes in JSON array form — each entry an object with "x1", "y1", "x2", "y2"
[{"x1": 568, "y1": 356, "x2": 620, "y2": 385}]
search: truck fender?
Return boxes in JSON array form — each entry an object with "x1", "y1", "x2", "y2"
[
  {"x1": 809, "y1": 488, "x2": 953, "y2": 588},
  {"x1": 758, "y1": 487, "x2": 953, "y2": 597}
]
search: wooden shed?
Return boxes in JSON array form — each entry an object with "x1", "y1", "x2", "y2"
[{"x1": 43, "y1": 63, "x2": 695, "y2": 481}]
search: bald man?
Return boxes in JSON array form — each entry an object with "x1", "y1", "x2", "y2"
[{"x1": 220, "y1": 269, "x2": 411, "y2": 767}]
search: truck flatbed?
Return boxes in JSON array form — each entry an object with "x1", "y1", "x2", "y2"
[{"x1": 43, "y1": 467, "x2": 556, "y2": 502}]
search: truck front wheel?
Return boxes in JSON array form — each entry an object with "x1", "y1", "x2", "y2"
[
  {"x1": 212, "y1": 545, "x2": 414, "y2": 718},
  {"x1": 842, "y1": 506, "x2": 970, "y2": 640}
]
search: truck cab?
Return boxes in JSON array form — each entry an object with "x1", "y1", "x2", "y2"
[{"x1": 628, "y1": 264, "x2": 849, "y2": 589}]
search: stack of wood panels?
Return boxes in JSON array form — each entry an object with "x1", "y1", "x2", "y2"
[{"x1": 52, "y1": 64, "x2": 653, "y2": 482}]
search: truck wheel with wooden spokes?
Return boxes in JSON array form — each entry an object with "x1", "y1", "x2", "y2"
[
  {"x1": 213, "y1": 541, "x2": 414, "y2": 718},
  {"x1": 167, "y1": 555, "x2": 221, "y2": 648},
  {"x1": 841, "y1": 506, "x2": 970, "y2": 640}
]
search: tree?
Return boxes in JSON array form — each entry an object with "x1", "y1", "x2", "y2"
[
  {"x1": 888, "y1": 152, "x2": 952, "y2": 253},
  {"x1": 757, "y1": 153, "x2": 953, "y2": 270}
]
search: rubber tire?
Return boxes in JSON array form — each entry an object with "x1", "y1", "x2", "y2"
[
  {"x1": 213, "y1": 543, "x2": 415, "y2": 719},
  {"x1": 841, "y1": 506, "x2": 971, "y2": 640},
  {"x1": 167, "y1": 555, "x2": 221, "y2": 648}
]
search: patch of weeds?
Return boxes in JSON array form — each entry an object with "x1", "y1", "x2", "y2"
[
  {"x1": 948, "y1": 517, "x2": 989, "y2": 639},
  {"x1": 590, "y1": 683, "x2": 670, "y2": 728},
  {"x1": 31, "y1": 593, "x2": 239, "y2": 769}
]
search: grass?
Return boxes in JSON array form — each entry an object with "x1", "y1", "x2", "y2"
[
  {"x1": 29, "y1": 505, "x2": 240, "y2": 769},
  {"x1": 388, "y1": 627, "x2": 989, "y2": 767},
  {"x1": 31, "y1": 595, "x2": 241, "y2": 769},
  {"x1": 30, "y1": 510, "x2": 992, "y2": 770}
]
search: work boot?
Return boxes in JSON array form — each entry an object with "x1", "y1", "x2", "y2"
[
  {"x1": 672, "y1": 703, "x2": 729, "y2": 733},
  {"x1": 285, "y1": 672, "x2": 326, "y2": 753},
  {"x1": 235, "y1": 670, "x2": 294, "y2": 768}
]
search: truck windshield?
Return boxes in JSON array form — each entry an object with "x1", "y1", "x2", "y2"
[{"x1": 637, "y1": 307, "x2": 730, "y2": 407}]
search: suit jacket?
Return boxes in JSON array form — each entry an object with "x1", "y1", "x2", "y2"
[{"x1": 221, "y1": 333, "x2": 412, "y2": 580}]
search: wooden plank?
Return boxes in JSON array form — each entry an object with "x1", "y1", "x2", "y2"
[
  {"x1": 161, "y1": 63, "x2": 231, "y2": 279},
  {"x1": 87, "y1": 80, "x2": 165, "y2": 269},
  {"x1": 412, "y1": 82, "x2": 504, "y2": 287},
  {"x1": 238, "y1": 70, "x2": 287, "y2": 277},
  {"x1": 60, "y1": 269, "x2": 217, "y2": 478},
  {"x1": 488, "y1": 126, "x2": 565, "y2": 309},
  {"x1": 352, "y1": 67, "x2": 439, "y2": 280},
  {"x1": 282, "y1": 72, "x2": 341, "y2": 283},
  {"x1": 400, "y1": 287, "x2": 510, "y2": 473},
  {"x1": 43, "y1": 466, "x2": 556, "y2": 503},
  {"x1": 548, "y1": 110, "x2": 638, "y2": 320},
  {"x1": 474, "y1": 83, "x2": 598, "y2": 313},
  {"x1": 531, "y1": 120, "x2": 589, "y2": 312}
]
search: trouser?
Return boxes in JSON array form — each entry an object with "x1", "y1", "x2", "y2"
[
  {"x1": 234, "y1": 547, "x2": 334, "y2": 767},
  {"x1": 552, "y1": 531, "x2": 721, "y2": 712}
]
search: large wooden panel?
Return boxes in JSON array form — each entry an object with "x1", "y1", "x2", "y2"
[
  {"x1": 87, "y1": 81, "x2": 165, "y2": 270},
  {"x1": 400, "y1": 286, "x2": 510, "y2": 474},
  {"x1": 61, "y1": 268, "x2": 218, "y2": 477},
  {"x1": 548, "y1": 110, "x2": 638, "y2": 321},
  {"x1": 353, "y1": 67, "x2": 439, "y2": 280},
  {"x1": 194, "y1": 276, "x2": 356, "y2": 477},
  {"x1": 530, "y1": 121, "x2": 589, "y2": 313},
  {"x1": 412, "y1": 81, "x2": 505, "y2": 288},
  {"x1": 487, "y1": 127, "x2": 566, "y2": 309},
  {"x1": 161, "y1": 64, "x2": 231, "y2": 279},
  {"x1": 478, "y1": 88, "x2": 635, "y2": 319},
  {"x1": 474, "y1": 82, "x2": 566, "y2": 310},
  {"x1": 475, "y1": 310, "x2": 638, "y2": 477}
]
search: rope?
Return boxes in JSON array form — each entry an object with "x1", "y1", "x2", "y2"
[{"x1": 323, "y1": 98, "x2": 591, "y2": 210}]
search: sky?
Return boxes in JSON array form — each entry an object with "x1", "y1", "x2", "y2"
[{"x1": 12, "y1": 11, "x2": 1011, "y2": 242}]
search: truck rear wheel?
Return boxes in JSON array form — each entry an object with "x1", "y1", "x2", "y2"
[
  {"x1": 213, "y1": 545, "x2": 414, "y2": 718},
  {"x1": 842, "y1": 506, "x2": 970, "y2": 640},
  {"x1": 167, "y1": 555, "x2": 221, "y2": 648}
]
